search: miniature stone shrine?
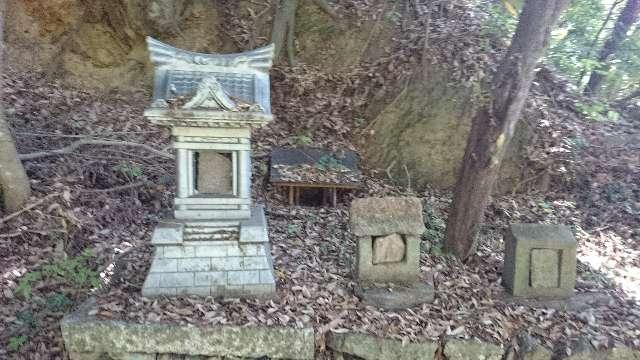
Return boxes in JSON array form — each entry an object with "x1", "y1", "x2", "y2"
[
  {"x1": 141, "y1": 37, "x2": 276, "y2": 298},
  {"x1": 503, "y1": 223, "x2": 577, "y2": 298},
  {"x1": 350, "y1": 197, "x2": 434, "y2": 309},
  {"x1": 270, "y1": 147, "x2": 362, "y2": 206}
]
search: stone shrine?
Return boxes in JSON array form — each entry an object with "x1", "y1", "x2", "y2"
[
  {"x1": 503, "y1": 223, "x2": 577, "y2": 298},
  {"x1": 141, "y1": 37, "x2": 276, "y2": 298},
  {"x1": 350, "y1": 197, "x2": 425, "y2": 285},
  {"x1": 350, "y1": 197, "x2": 434, "y2": 310}
]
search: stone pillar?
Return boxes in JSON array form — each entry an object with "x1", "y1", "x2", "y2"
[
  {"x1": 176, "y1": 148, "x2": 189, "y2": 210},
  {"x1": 238, "y1": 150, "x2": 251, "y2": 202}
]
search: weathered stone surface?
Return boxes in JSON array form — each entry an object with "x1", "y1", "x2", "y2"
[
  {"x1": 502, "y1": 292, "x2": 615, "y2": 312},
  {"x1": 327, "y1": 332, "x2": 437, "y2": 360},
  {"x1": 372, "y1": 233, "x2": 405, "y2": 264},
  {"x1": 350, "y1": 197, "x2": 425, "y2": 236},
  {"x1": 358, "y1": 282, "x2": 435, "y2": 310},
  {"x1": 607, "y1": 347, "x2": 640, "y2": 359},
  {"x1": 364, "y1": 65, "x2": 530, "y2": 191},
  {"x1": 564, "y1": 347, "x2": 640, "y2": 360},
  {"x1": 530, "y1": 249, "x2": 560, "y2": 288},
  {"x1": 444, "y1": 339, "x2": 503, "y2": 360},
  {"x1": 503, "y1": 224, "x2": 576, "y2": 298},
  {"x1": 503, "y1": 333, "x2": 551, "y2": 360},
  {"x1": 62, "y1": 298, "x2": 314, "y2": 359},
  {"x1": 6, "y1": 0, "x2": 225, "y2": 89},
  {"x1": 356, "y1": 235, "x2": 420, "y2": 285},
  {"x1": 151, "y1": 222, "x2": 184, "y2": 245},
  {"x1": 197, "y1": 151, "x2": 232, "y2": 194},
  {"x1": 68, "y1": 352, "x2": 156, "y2": 360}
]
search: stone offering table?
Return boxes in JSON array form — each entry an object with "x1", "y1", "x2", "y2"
[{"x1": 141, "y1": 37, "x2": 276, "y2": 298}]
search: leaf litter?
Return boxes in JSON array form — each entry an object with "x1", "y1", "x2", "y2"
[{"x1": 1, "y1": 0, "x2": 639, "y2": 358}]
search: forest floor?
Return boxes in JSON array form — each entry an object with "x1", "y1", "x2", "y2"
[{"x1": 0, "y1": 60, "x2": 639, "y2": 360}]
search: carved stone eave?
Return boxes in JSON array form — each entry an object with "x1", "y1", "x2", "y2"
[{"x1": 144, "y1": 108, "x2": 273, "y2": 128}]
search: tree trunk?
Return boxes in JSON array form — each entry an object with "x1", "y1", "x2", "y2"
[
  {"x1": 444, "y1": 0, "x2": 570, "y2": 260},
  {"x1": 0, "y1": 1, "x2": 31, "y2": 211},
  {"x1": 583, "y1": 0, "x2": 640, "y2": 96},
  {"x1": 271, "y1": 0, "x2": 299, "y2": 65},
  {"x1": 270, "y1": 0, "x2": 337, "y2": 65},
  {"x1": 576, "y1": 0, "x2": 624, "y2": 86}
]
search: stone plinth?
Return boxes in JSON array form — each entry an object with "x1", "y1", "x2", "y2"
[
  {"x1": 503, "y1": 223, "x2": 577, "y2": 298},
  {"x1": 142, "y1": 206, "x2": 275, "y2": 298}
]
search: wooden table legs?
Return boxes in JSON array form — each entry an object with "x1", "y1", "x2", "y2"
[{"x1": 284, "y1": 185, "x2": 338, "y2": 207}]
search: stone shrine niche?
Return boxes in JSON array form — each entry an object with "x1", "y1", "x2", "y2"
[
  {"x1": 195, "y1": 151, "x2": 233, "y2": 195},
  {"x1": 141, "y1": 37, "x2": 276, "y2": 299}
]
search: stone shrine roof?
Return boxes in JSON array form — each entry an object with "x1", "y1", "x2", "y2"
[{"x1": 144, "y1": 37, "x2": 274, "y2": 128}]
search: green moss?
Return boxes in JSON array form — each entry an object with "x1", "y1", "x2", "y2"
[{"x1": 367, "y1": 66, "x2": 477, "y2": 189}]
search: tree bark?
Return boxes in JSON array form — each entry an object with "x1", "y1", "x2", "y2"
[
  {"x1": 0, "y1": 0, "x2": 32, "y2": 211},
  {"x1": 583, "y1": 0, "x2": 640, "y2": 96},
  {"x1": 271, "y1": 0, "x2": 299, "y2": 65},
  {"x1": 444, "y1": 0, "x2": 570, "y2": 260}
]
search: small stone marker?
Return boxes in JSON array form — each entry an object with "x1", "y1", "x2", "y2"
[
  {"x1": 503, "y1": 223, "x2": 577, "y2": 298},
  {"x1": 350, "y1": 197, "x2": 434, "y2": 310}
]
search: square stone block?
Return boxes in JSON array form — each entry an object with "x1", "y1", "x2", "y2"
[
  {"x1": 356, "y1": 235, "x2": 420, "y2": 285},
  {"x1": 503, "y1": 224, "x2": 576, "y2": 298},
  {"x1": 151, "y1": 222, "x2": 184, "y2": 245},
  {"x1": 350, "y1": 197, "x2": 426, "y2": 237}
]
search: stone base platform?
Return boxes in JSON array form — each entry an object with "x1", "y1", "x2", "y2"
[
  {"x1": 357, "y1": 282, "x2": 435, "y2": 310},
  {"x1": 142, "y1": 205, "x2": 276, "y2": 298},
  {"x1": 62, "y1": 299, "x2": 314, "y2": 360},
  {"x1": 61, "y1": 299, "x2": 640, "y2": 360}
]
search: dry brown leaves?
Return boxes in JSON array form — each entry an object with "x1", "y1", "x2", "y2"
[{"x1": 2, "y1": 1, "x2": 640, "y2": 358}]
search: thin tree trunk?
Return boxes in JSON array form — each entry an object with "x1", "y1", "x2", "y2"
[
  {"x1": 270, "y1": 0, "x2": 336, "y2": 65},
  {"x1": 271, "y1": 0, "x2": 299, "y2": 65},
  {"x1": 444, "y1": 0, "x2": 570, "y2": 260},
  {"x1": 576, "y1": 0, "x2": 624, "y2": 85},
  {"x1": 0, "y1": 1, "x2": 31, "y2": 211},
  {"x1": 584, "y1": 0, "x2": 640, "y2": 96}
]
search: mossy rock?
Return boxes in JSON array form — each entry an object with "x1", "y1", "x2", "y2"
[
  {"x1": 364, "y1": 65, "x2": 527, "y2": 191},
  {"x1": 365, "y1": 66, "x2": 476, "y2": 189}
]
